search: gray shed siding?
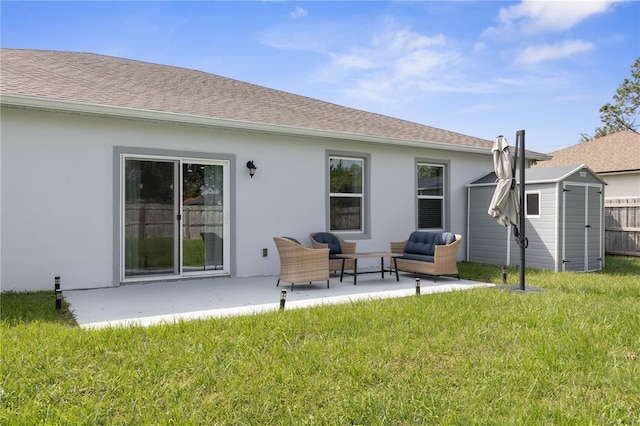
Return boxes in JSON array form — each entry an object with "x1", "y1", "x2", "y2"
[
  {"x1": 467, "y1": 164, "x2": 604, "y2": 272},
  {"x1": 562, "y1": 169, "x2": 603, "y2": 186},
  {"x1": 508, "y1": 183, "x2": 559, "y2": 270},
  {"x1": 467, "y1": 185, "x2": 510, "y2": 265}
]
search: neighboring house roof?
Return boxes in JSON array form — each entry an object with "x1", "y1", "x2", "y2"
[
  {"x1": 0, "y1": 48, "x2": 550, "y2": 159},
  {"x1": 468, "y1": 164, "x2": 606, "y2": 186},
  {"x1": 533, "y1": 130, "x2": 640, "y2": 174}
]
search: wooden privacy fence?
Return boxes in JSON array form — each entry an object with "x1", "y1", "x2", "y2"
[
  {"x1": 605, "y1": 197, "x2": 640, "y2": 256},
  {"x1": 125, "y1": 203, "x2": 224, "y2": 239}
]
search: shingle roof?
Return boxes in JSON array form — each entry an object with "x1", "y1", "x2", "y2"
[
  {"x1": 469, "y1": 164, "x2": 605, "y2": 186},
  {"x1": 533, "y1": 130, "x2": 640, "y2": 173},
  {"x1": 1, "y1": 48, "x2": 501, "y2": 151}
]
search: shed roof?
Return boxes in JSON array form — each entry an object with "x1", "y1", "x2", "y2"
[
  {"x1": 0, "y1": 48, "x2": 550, "y2": 158},
  {"x1": 468, "y1": 164, "x2": 606, "y2": 187},
  {"x1": 533, "y1": 130, "x2": 639, "y2": 173}
]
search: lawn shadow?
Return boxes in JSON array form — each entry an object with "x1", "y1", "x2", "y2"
[
  {"x1": 0, "y1": 291, "x2": 77, "y2": 326},
  {"x1": 491, "y1": 284, "x2": 548, "y2": 294}
]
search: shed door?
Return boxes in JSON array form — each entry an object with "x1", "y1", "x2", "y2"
[
  {"x1": 563, "y1": 184, "x2": 585, "y2": 271},
  {"x1": 587, "y1": 186, "x2": 603, "y2": 271},
  {"x1": 562, "y1": 183, "x2": 603, "y2": 271}
]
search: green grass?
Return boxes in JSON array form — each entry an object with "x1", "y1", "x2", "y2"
[
  {"x1": 125, "y1": 237, "x2": 206, "y2": 268},
  {"x1": 2, "y1": 257, "x2": 639, "y2": 424},
  {"x1": 0, "y1": 291, "x2": 76, "y2": 327},
  {"x1": 182, "y1": 238, "x2": 205, "y2": 266}
]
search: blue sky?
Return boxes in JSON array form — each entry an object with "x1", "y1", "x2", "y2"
[{"x1": 2, "y1": 1, "x2": 638, "y2": 153}]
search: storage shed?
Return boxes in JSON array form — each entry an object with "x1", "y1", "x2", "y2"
[{"x1": 467, "y1": 164, "x2": 606, "y2": 272}]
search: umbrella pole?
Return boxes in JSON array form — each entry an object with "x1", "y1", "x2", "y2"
[{"x1": 517, "y1": 129, "x2": 526, "y2": 291}]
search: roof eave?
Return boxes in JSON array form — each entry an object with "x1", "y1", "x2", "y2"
[{"x1": 1, "y1": 94, "x2": 550, "y2": 160}]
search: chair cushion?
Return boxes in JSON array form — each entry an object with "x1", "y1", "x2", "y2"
[
  {"x1": 283, "y1": 236, "x2": 301, "y2": 245},
  {"x1": 404, "y1": 231, "x2": 456, "y2": 256},
  {"x1": 400, "y1": 253, "x2": 434, "y2": 263},
  {"x1": 405, "y1": 232, "x2": 438, "y2": 256},
  {"x1": 312, "y1": 232, "x2": 342, "y2": 255}
]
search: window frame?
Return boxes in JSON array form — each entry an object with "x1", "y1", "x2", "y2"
[
  {"x1": 416, "y1": 160, "x2": 449, "y2": 231},
  {"x1": 113, "y1": 146, "x2": 236, "y2": 286},
  {"x1": 326, "y1": 151, "x2": 370, "y2": 239},
  {"x1": 525, "y1": 191, "x2": 541, "y2": 218}
]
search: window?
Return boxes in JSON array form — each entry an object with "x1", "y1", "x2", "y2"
[
  {"x1": 329, "y1": 155, "x2": 365, "y2": 232},
  {"x1": 417, "y1": 162, "x2": 446, "y2": 230},
  {"x1": 526, "y1": 192, "x2": 540, "y2": 217}
]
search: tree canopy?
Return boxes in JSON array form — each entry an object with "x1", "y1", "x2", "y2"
[{"x1": 581, "y1": 57, "x2": 639, "y2": 142}]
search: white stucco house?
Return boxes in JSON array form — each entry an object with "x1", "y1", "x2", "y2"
[
  {"x1": 533, "y1": 130, "x2": 640, "y2": 199},
  {"x1": 1, "y1": 49, "x2": 550, "y2": 292},
  {"x1": 533, "y1": 130, "x2": 640, "y2": 256}
]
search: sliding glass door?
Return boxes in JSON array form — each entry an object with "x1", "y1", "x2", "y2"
[
  {"x1": 182, "y1": 162, "x2": 226, "y2": 273},
  {"x1": 124, "y1": 159, "x2": 178, "y2": 277},
  {"x1": 122, "y1": 155, "x2": 229, "y2": 280}
]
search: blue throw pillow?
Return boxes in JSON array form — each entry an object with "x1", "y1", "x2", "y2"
[
  {"x1": 283, "y1": 236, "x2": 301, "y2": 245},
  {"x1": 312, "y1": 232, "x2": 342, "y2": 255},
  {"x1": 440, "y1": 232, "x2": 456, "y2": 245}
]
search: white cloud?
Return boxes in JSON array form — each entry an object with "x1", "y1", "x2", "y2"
[
  {"x1": 484, "y1": 0, "x2": 621, "y2": 36},
  {"x1": 332, "y1": 52, "x2": 376, "y2": 70},
  {"x1": 324, "y1": 30, "x2": 451, "y2": 74},
  {"x1": 323, "y1": 29, "x2": 462, "y2": 100},
  {"x1": 474, "y1": 42, "x2": 486, "y2": 52},
  {"x1": 342, "y1": 74, "x2": 396, "y2": 102},
  {"x1": 262, "y1": 23, "x2": 499, "y2": 104},
  {"x1": 314, "y1": 24, "x2": 536, "y2": 106},
  {"x1": 516, "y1": 40, "x2": 595, "y2": 64},
  {"x1": 290, "y1": 6, "x2": 308, "y2": 19},
  {"x1": 394, "y1": 49, "x2": 456, "y2": 78},
  {"x1": 460, "y1": 103, "x2": 496, "y2": 114},
  {"x1": 380, "y1": 30, "x2": 446, "y2": 52}
]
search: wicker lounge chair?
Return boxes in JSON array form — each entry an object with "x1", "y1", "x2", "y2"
[
  {"x1": 273, "y1": 237, "x2": 330, "y2": 290},
  {"x1": 390, "y1": 232, "x2": 462, "y2": 281},
  {"x1": 310, "y1": 232, "x2": 357, "y2": 273}
]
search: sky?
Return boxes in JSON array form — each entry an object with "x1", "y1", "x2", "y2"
[{"x1": 1, "y1": 1, "x2": 639, "y2": 153}]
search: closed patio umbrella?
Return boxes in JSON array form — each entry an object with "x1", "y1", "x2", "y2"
[
  {"x1": 488, "y1": 131, "x2": 528, "y2": 291},
  {"x1": 488, "y1": 135, "x2": 519, "y2": 228}
]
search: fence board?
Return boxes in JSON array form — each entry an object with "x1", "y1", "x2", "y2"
[
  {"x1": 125, "y1": 204, "x2": 224, "y2": 240},
  {"x1": 605, "y1": 197, "x2": 640, "y2": 256}
]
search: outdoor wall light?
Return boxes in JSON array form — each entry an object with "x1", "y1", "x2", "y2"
[{"x1": 246, "y1": 161, "x2": 257, "y2": 178}]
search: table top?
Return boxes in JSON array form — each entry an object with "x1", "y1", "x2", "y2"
[{"x1": 336, "y1": 252, "x2": 403, "y2": 259}]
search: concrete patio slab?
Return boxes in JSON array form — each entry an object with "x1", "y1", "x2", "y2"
[{"x1": 64, "y1": 272, "x2": 494, "y2": 329}]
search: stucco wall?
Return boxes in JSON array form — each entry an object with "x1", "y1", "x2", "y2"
[
  {"x1": 2, "y1": 108, "x2": 115, "y2": 291},
  {"x1": 600, "y1": 173, "x2": 640, "y2": 198},
  {"x1": 1, "y1": 106, "x2": 494, "y2": 291}
]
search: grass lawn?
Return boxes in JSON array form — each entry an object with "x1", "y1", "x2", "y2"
[
  {"x1": 125, "y1": 237, "x2": 206, "y2": 269},
  {"x1": 2, "y1": 257, "x2": 639, "y2": 424}
]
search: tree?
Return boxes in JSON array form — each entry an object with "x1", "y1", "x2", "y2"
[{"x1": 582, "y1": 57, "x2": 639, "y2": 141}]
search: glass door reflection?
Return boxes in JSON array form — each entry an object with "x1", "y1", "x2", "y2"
[
  {"x1": 124, "y1": 159, "x2": 178, "y2": 277},
  {"x1": 182, "y1": 162, "x2": 225, "y2": 273}
]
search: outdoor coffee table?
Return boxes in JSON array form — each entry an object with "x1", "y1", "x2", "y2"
[{"x1": 336, "y1": 252, "x2": 403, "y2": 285}]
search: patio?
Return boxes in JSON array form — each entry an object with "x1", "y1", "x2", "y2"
[{"x1": 64, "y1": 271, "x2": 494, "y2": 329}]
